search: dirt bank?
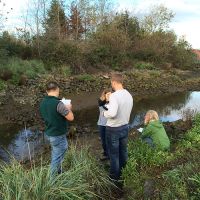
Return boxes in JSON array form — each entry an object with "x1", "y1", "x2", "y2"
[{"x1": 0, "y1": 69, "x2": 200, "y2": 126}]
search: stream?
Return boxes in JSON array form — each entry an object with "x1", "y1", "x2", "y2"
[{"x1": 0, "y1": 91, "x2": 200, "y2": 162}]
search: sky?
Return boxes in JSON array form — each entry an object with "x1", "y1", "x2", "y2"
[{"x1": 1, "y1": 0, "x2": 200, "y2": 49}]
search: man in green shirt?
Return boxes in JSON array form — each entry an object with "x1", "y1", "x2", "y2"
[
  {"x1": 40, "y1": 82, "x2": 74, "y2": 175},
  {"x1": 142, "y1": 110, "x2": 170, "y2": 151}
]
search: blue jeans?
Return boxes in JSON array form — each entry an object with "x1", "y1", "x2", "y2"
[
  {"x1": 106, "y1": 125, "x2": 129, "y2": 180},
  {"x1": 143, "y1": 137, "x2": 155, "y2": 148},
  {"x1": 98, "y1": 125, "x2": 108, "y2": 157},
  {"x1": 48, "y1": 134, "x2": 68, "y2": 176}
]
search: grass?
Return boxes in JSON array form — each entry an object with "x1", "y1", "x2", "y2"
[
  {"x1": 122, "y1": 114, "x2": 200, "y2": 199},
  {"x1": 0, "y1": 146, "x2": 114, "y2": 200},
  {"x1": 0, "y1": 79, "x2": 6, "y2": 91},
  {"x1": 135, "y1": 62, "x2": 156, "y2": 70},
  {"x1": 76, "y1": 74, "x2": 95, "y2": 82},
  {"x1": 0, "y1": 57, "x2": 46, "y2": 85}
]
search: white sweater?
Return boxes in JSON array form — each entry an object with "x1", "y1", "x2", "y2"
[{"x1": 104, "y1": 89, "x2": 133, "y2": 127}]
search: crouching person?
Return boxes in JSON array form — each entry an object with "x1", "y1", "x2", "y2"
[
  {"x1": 142, "y1": 110, "x2": 170, "y2": 151},
  {"x1": 40, "y1": 81, "x2": 74, "y2": 176}
]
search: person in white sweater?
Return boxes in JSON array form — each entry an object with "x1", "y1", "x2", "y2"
[{"x1": 103, "y1": 73, "x2": 133, "y2": 180}]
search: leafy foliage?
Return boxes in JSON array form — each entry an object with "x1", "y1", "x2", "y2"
[
  {"x1": 123, "y1": 114, "x2": 200, "y2": 199},
  {"x1": 0, "y1": 57, "x2": 45, "y2": 85}
]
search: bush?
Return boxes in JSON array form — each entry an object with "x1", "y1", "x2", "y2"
[
  {"x1": 40, "y1": 40, "x2": 83, "y2": 73},
  {"x1": 0, "y1": 31, "x2": 32, "y2": 59},
  {"x1": 160, "y1": 162, "x2": 200, "y2": 199},
  {"x1": 0, "y1": 57, "x2": 46, "y2": 85},
  {"x1": 0, "y1": 80, "x2": 6, "y2": 91},
  {"x1": 135, "y1": 62, "x2": 156, "y2": 70},
  {"x1": 76, "y1": 74, "x2": 95, "y2": 82},
  {"x1": 0, "y1": 146, "x2": 114, "y2": 200},
  {"x1": 123, "y1": 114, "x2": 200, "y2": 199},
  {"x1": 122, "y1": 139, "x2": 173, "y2": 198}
]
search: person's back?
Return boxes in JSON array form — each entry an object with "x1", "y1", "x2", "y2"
[
  {"x1": 40, "y1": 96, "x2": 68, "y2": 136},
  {"x1": 142, "y1": 120, "x2": 170, "y2": 151},
  {"x1": 104, "y1": 73, "x2": 133, "y2": 180},
  {"x1": 39, "y1": 81, "x2": 74, "y2": 176},
  {"x1": 106, "y1": 89, "x2": 133, "y2": 127}
]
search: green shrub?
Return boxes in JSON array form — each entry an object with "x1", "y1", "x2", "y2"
[
  {"x1": 0, "y1": 57, "x2": 46, "y2": 85},
  {"x1": 53, "y1": 65, "x2": 71, "y2": 77},
  {"x1": 177, "y1": 114, "x2": 200, "y2": 150},
  {"x1": 0, "y1": 80, "x2": 6, "y2": 91},
  {"x1": 122, "y1": 139, "x2": 173, "y2": 198},
  {"x1": 189, "y1": 173, "x2": 200, "y2": 197},
  {"x1": 135, "y1": 62, "x2": 156, "y2": 70},
  {"x1": 160, "y1": 161, "x2": 200, "y2": 199},
  {"x1": 127, "y1": 139, "x2": 173, "y2": 167},
  {"x1": 76, "y1": 74, "x2": 95, "y2": 81}
]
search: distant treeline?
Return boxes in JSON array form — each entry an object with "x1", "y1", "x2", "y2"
[{"x1": 0, "y1": 0, "x2": 199, "y2": 79}]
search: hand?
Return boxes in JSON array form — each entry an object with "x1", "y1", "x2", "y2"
[
  {"x1": 144, "y1": 115, "x2": 149, "y2": 125},
  {"x1": 105, "y1": 92, "x2": 111, "y2": 101},
  {"x1": 100, "y1": 94, "x2": 106, "y2": 101},
  {"x1": 66, "y1": 103, "x2": 72, "y2": 111}
]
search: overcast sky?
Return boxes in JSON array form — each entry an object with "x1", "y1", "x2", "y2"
[{"x1": 2, "y1": 0, "x2": 200, "y2": 49}]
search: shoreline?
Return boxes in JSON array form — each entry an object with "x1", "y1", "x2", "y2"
[{"x1": 0, "y1": 69, "x2": 200, "y2": 126}]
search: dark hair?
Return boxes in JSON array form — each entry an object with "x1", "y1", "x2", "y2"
[
  {"x1": 46, "y1": 81, "x2": 59, "y2": 91},
  {"x1": 111, "y1": 73, "x2": 123, "y2": 84}
]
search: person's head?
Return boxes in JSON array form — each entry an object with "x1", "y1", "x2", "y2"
[
  {"x1": 111, "y1": 73, "x2": 124, "y2": 91},
  {"x1": 100, "y1": 88, "x2": 112, "y2": 100},
  {"x1": 46, "y1": 81, "x2": 60, "y2": 97},
  {"x1": 144, "y1": 110, "x2": 159, "y2": 124}
]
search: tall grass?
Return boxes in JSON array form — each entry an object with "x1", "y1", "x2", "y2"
[{"x1": 0, "y1": 146, "x2": 114, "y2": 200}]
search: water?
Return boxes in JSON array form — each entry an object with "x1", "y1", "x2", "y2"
[{"x1": 0, "y1": 91, "x2": 200, "y2": 161}]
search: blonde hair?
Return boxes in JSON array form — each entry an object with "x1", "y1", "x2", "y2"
[{"x1": 146, "y1": 110, "x2": 159, "y2": 121}]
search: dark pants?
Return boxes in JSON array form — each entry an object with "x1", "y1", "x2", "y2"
[
  {"x1": 142, "y1": 137, "x2": 155, "y2": 148},
  {"x1": 106, "y1": 124, "x2": 129, "y2": 180},
  {"x1": 98, "y1": 125, "x2": 108, "y2": 156}
]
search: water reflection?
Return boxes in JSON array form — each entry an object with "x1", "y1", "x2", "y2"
[
  {"x1": 1, "y1": 91, "x2": 200, "y2": 161},
  {"x1": 130, "y1": 91, "x2": 200, "y2": 127},
  {"x1": 0, "y1": 127, "x2": 46, "y2": 161}
]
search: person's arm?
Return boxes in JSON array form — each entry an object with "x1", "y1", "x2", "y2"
[
  {"x1": 57, "y1": 102, "x2": 74, "y2": 121},
  {"x1": 141, "y1": 124, "x2": 152, "y2": 138},
  {"x1": 103, "y1": 95, "x2": 118, "y2": 118},
  {"x1": 98, "y1": 98, "x2": 106, "y2": 107}
]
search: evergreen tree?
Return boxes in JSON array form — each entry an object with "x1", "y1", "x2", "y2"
[
  {"x1": 116, "y1": 11, "x2": 140, "y2": 40},
  {"x1": 43, "y1": 0, "x2": 68, "y2": 40}
]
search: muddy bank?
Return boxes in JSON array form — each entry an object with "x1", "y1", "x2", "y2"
[
  {"x1": 19, "y1": 119, "x2": 192, "y2": 167},
  {"x1": 0, "y1": 69, "x2": 200, "y2": 126}
]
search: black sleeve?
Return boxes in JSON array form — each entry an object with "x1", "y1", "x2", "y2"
[
  {"x1": 98, "y1": 98, "x2": 106, "y2": 107},
  {"x1": 102, "y1": 105, "x2": 108, "y2": 111}
]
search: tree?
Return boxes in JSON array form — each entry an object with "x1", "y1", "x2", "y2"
[
  {"x1": 142, "y1": 5, "x2": 175, "y2": 33},
  {"x1": 43, "y1": 0, "x2": 68, "y2": 40},
  {"x1": 69, "y1": 2, "x2": 85, "y2": 40},
  {"x1": 77, "y1": 0, "x2": 97, "y2": 38},
  {"x1": 115, "y1": 11, "x2": 140, "y2": 40}
]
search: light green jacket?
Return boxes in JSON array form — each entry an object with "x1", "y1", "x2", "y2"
[{"x1": 142, "y1": 120, "x2": 170, "y2": 150}]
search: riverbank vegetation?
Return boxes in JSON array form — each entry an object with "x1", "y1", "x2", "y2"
[
  {"x1": 0, "y1": 0, "x2": 199, "y2": 87},
  {"x1": 0, "y1": 111, "x2": 200, "y2": 199},
  {"x1": 122, "y1": 114, "x2": 200, "y2": 199},
  {"x1": 0, "y1": 146, "x2": 114, "y2": 200}
]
